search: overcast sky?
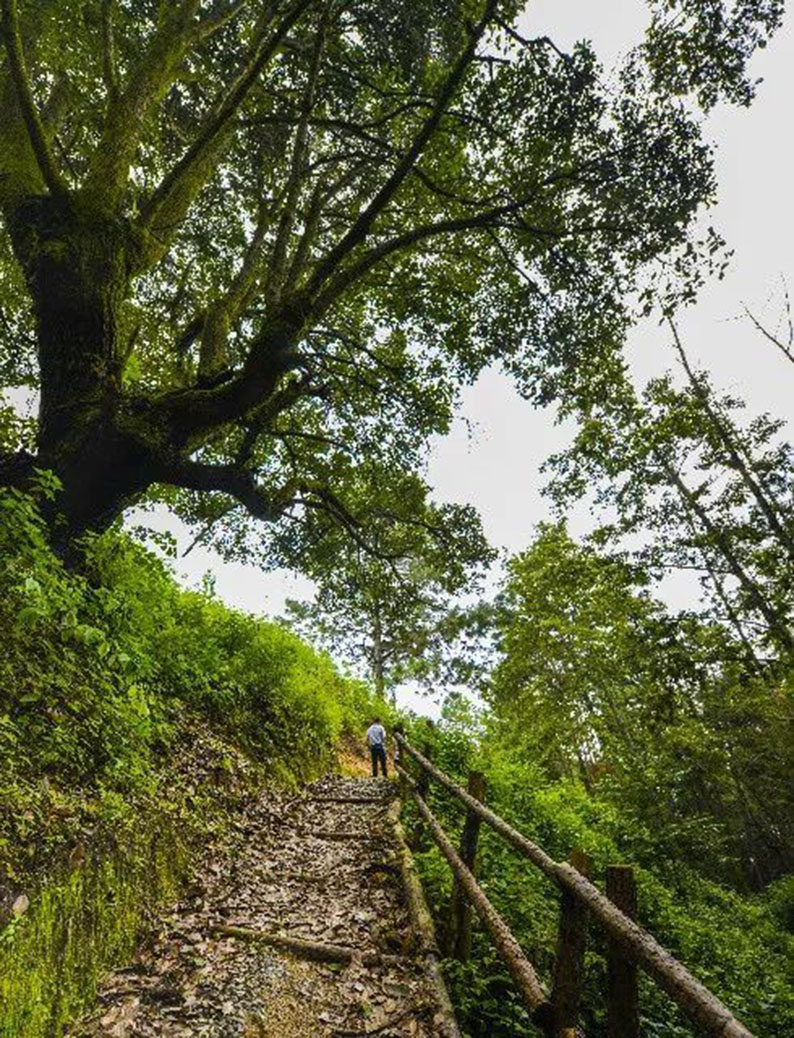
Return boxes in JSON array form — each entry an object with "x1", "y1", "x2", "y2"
[
  {"x1": 428, "y1": 2, "x2": 794, "y2": 602},
  {"x1": 139, "y1": 2, "x2": 794, "y2": 711}
]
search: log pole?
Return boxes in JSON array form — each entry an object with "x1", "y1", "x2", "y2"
[
  {"x1": 550, "y1": 849, "x2": 590, "y2": 1038},
  {"x1": 606, "y1": 865, "x2": 639, "y2": 1038},
  {"x1": 409, "y1": 741, "x2": 432, "y2": 851},
  {"x1": 397, "y1": 764, "x2": 554, "y2": 1034},
  {"x1": 446, "y1": 770, "x2": 485, "y2": 961},
  {"x1": 387, "y1": 799, "x2": 462, "y2": 1038}
]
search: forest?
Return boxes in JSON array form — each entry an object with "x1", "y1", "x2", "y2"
[{"x1": 0, "y1": 1, "x2": 791, "y2": 1036}]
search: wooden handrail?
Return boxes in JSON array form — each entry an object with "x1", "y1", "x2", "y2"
[
  {"x1": 395, "y1": 733, "x2": 757, "y2": 1038},
  {"x1": 397, "y1": 763, "x2": 555, "y2": 1032}
]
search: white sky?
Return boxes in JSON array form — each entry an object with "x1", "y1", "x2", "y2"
[{"x1": 134, "y1": 2, "x2": 794, "y2": 714}]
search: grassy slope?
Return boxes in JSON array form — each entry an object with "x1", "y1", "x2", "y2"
[{"x1": 0, "y1": 486, "x2": 379, "y2": 1037}]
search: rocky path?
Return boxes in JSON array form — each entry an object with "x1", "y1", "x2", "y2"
[{"x1": 72, "y1": 775, "x2": 457, "y2": 1038}]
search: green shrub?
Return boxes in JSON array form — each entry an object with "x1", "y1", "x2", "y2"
[
  {"x1": 0, "y1": 483, "x2": 371, "y2": 802},
  {"x1": 0, "y1": 483, "x2": 380, "y2": 1037}
]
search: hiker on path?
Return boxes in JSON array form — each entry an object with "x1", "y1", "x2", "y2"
[{"x1": 366, "y1": 718, "x2": 388, "y2": 777}]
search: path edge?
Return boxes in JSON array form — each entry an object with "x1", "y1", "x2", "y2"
[{"x1": 387, "y1": 798, "x2": 462, "y2": 1038}]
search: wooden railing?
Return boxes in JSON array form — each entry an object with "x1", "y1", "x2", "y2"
[{"x1": 394, "y1": 733, "x2": 757, "y2": 1038}]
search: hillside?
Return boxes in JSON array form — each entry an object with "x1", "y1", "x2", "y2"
[{"x1": 0, "y1": 486, "x2": 381, "y2": 1036}]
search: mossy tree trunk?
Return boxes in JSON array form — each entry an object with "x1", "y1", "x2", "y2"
[
  {"x1": 0, "y1": 0, "x2": 498, "y2": 549},
  {"x1": 7, "y1": 193, "x2": 157, "y2": 539},
  {"x1": 0, "y1": 0, "x2": 321, "y2": 544}
]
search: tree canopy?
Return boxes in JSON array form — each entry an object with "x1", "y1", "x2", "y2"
[
  {"x1": 0, "y1": 0, "x2": 782, "y2": 564},
  {"x1": 545, "y1": 318, "x2": 794, "y2": 663},
  {"x1": 489, "y1": 521, "x2": 794, "y2": 889},
  {"x1": 284, "y1": 477, "x2": 494, "y2": 697}
]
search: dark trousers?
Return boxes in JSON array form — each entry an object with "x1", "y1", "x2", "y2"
[{"x1": 370, "y1": 745, "x2": 387, "y2": 777}]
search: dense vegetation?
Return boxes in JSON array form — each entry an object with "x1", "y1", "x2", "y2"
[
  {"x1": 0, "y1": 481, "x2": 377, "y2": 1036},
  {"x1": 0, "y1": 2, "x2": 792, "y2": 1036},
  {"x1": 491, "y1": 524, "x2": 793, "y2": 891},
  {"x1": 405, "y1": 693, "x2": 793, "y2": 1038},
  {"x1": 400, "y1": 313, "x2": 794, "y2": 1037}
]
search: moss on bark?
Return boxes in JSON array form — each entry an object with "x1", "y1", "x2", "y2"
[{"x1": 0, "y1": 811, "x2": 189, "y2": 1038}]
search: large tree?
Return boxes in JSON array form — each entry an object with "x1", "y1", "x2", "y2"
[
  {"x1": 544, "y1": 319, "x2": 794, "y2": 662},
  {"x1": 0, "y1": 0, "x2": 783, "y2": 555},
  {"x1": 284, "y1": 472, "x2": 494, "y2": 697},
  {"x1": 490, "y1": 522, "x2": 794, "y2": 887}
]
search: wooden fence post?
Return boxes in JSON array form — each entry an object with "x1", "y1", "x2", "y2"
[
  {"x1": 409, "y1": 741, "x2": 433, "y2": 851},
  {"x1": 446, "y1": 770, "x2": 485, "y2": 961},
  {"x1": 606, "y1": 865, "x2": 639, "y2": 1038},
  {"x1": 394, "y1": 730, "x2": 406, "y2": 799},
  {"x1": 550, "y1": 848, "x2": 590, "y2": 1037}
]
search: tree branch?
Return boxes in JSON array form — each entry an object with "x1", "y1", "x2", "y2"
[
  {"x1": 83, "y1": 0, "x2": 203, "y2": 208},
  {"x1": 182, "y1": 503, "x2": 237, "y2": 556},
  {"x1": 299, "y1": 487, "x2": 401, "y2": 564},
  {"x1": 308, "y1": 196, "x2": 531, "y2": 318},
  {"x1": 0, "y1": 0, "x2": 67, "y2": 196},
  {"x1": 494, "y1": 19, "x2": 572, "y2": 63},
  {"x1": 282, "y1": 179, "x2": 326, "y2": 294},
  {"x1": 667, "y1": 315, "x2": 794, "y2": 560},
  {"x1": 303, "y1": 0, "x2": 499, "y2": 299},
  {"x1": 743, "y1": 303, "x2": 794, "y2": 367},
  {"x1": 137, "y1": 0, "x2": 316, "y2": 265},
  {"x1": 310, "y1": 207, "x2": 632, "y2": 319},
  {"x1": 194, "y1": 0, "x2": 250, "y2": 42},
  {"x1": 101, "y1": 0, "x2": 120, "y2": 103},
  {"x1": 155, "y1": 455, "x2": 289, "y2": 521},
  {"x1": 265, "y1": 8, "x2": 329, "y2": 308},
  {"x1": 235, "y1": 375, "x2": 325, "y2": 465},
  {"x1": 660, "y1": 453, "x2": 794, "y2": 653},
  {"x1": 198, "y1": 201, "x2": 273, "y2": 381},
  {"x1": 157, "y1": 315, "x2": 304, "y2": 446}
]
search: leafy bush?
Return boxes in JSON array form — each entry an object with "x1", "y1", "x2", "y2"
[
  {"x1": 0, "y1": 482, "x2": 381, "y2": 1037},
  {"x1": 0, "y1": 482, "x2": 375, "y2": 882}
]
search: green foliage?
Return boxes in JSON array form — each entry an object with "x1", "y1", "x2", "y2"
[
  {"x1": 543, "y1": 321, "x2": 794, "y2": 661},
  {"x1": 399, "y1": 510, "x2": 792, "y2": 1037},
  {"x1": 285, "y1": 478, "x2": 494, "y2": 697},
  {"x1": 0, "y1": 0, "x2": 782, "y2": 552},
  {"x1": 403, "y1": 722, "x2": 794, "y2": 1038},
  {"x1": 0, "y1": 481, "x2": 380, "y2": 1036},
  {"x1": 0, "y1": 481, "x2": 369, "y2": 793},
  {"x1": 0, "y1": 822, "x2": 188, "y2": 1038},
  {"x1": 643, "y1": 0, "x2": 784, "y2": 109},
  {"x1": 488, "y1": 523, "x2": 794, "y2": 889}
]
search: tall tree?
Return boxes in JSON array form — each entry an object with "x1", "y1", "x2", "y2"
[
  {"x1": 489, "y1": 522, "x2": 794, "y2": 887},
  {"x1": 544, "y1": 319, "x2": 794, "y2": 659},
  {"x1": 0, "y1": 1, "x2": 781, "y2": 557},
  {"x1": 285, "y1": 473, "x2": 493, "y2": 698},
  {"x1": 489, "y1": 522, "x2": 689, "y2": 782}
]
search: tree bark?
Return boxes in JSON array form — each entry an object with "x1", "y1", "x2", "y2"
[{"x1": 2, "y1": 195, "x2": 167, "y2": 539}]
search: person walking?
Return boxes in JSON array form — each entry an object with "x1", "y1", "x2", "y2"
[{"x1": 366, "y1": 718, "x2": 388, "y2": 777}]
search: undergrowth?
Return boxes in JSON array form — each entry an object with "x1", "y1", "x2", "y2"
[
  {"x1": 402, "y1": 716, "x2": 794, "y2": 1038},
  {"x1": 0, "y1": 480, "x2": 379, "y2": 1036}
]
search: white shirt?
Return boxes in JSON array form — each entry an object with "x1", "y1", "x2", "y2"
[{"x1": 366, "y1": 724, "x2": 386, "y2": 748}]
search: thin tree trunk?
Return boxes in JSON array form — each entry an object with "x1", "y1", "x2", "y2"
[
  {"x1": 700, "y1": 553, "x2": 768, "y2": 675},
  {"x1": 670, "y1": 322, "x2": 794, "y2": 562},
  {"x1": 662, "y1": 459, "x2": 794, "y2": 653},
  {"x1": 371, "y1": 603, "x2": 387, "y2": 700}
]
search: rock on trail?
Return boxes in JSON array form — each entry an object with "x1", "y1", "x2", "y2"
[{"x1": 71, "y1": 776, "x2": 457, "y2": 1037}]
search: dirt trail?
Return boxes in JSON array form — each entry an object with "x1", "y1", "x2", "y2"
[{"x1": 72, "y1": 775, "x2": 455, "y2": 1038}]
